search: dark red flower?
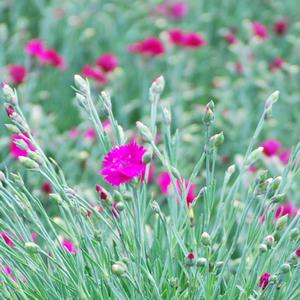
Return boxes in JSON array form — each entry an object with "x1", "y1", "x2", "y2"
[
  {"x1": 41, "y1": 181, "x2": 52, "y2": 194},
  {"x1": 259, "y1": 272, "x2": 270, "y2": 289},
  {"x1": 269, "y1": 57, "x2": 284, "y2": 72},
  {"x1": 128, "y1": 37, "x2": 165, "y2": 57},
  {"x1": 169, "y1": 28, "x2": 185, "y2": 45},
  {"x1": 295, "y1": 247, "x2": 300, "y2": 257},
  {"x1": 274, "y1": 19, "x2": 288, "y2": 36},
  {"x1": 9, "y1": 64, "x2": 27, "y2": 85},
  {"x1": 224, "y1": 31, "x2": 237, "y2": 45}
]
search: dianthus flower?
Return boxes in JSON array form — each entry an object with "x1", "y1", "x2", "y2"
[
  {"x1": 96, "y1": 53, "x2": 119, "y2": 72},
  {"x1": 25, "y1": 39, "x2": 45, "y2": 57},
  {"x1": 279, "y1": 149, "x2": 290, "y2": 165},
  {"x1": 100, "y1": 143, "x2": 147, "y2": 186},
  {"x1": 295, "y1": 247, "x2": 300, "y2": 257},
  {"x1": 252, "y1": 21, "x2": 268, "y2": 39},
  {"x1": 8, "y1": 64, "x2": 27, "y2": 85},
  {"x1": 259, "y1": 272, "x2": 270, "y2": 289},
  {"x1": 168, "y1": 29, "x2": 206, "y2": 48},
  {"x1": 261, "y1": 139, "x2": 281, "y2": 157},
  {"x1": 269, "y1": 57, "x2": 284, "y2": 72},
  {"x1": 274, "y1": 19, "x2": 288, "y2": 36},
  {"x1": 62, "y1": 239, "x2": 77, "y2": 254},
  {"x1": 84, "y1": 128, "x2": 97, "y2": 141},
  {"x1": 82, "y1": 65, "x2": 106, "y2": 84},
  {"x1": 224, "y1": 31, "x2": 237, "y2": 45},
  {"x1": 10, "y1": 133, "x2": 35, "y2": 159},
  {"x1": 128, "y1": 37, "x2": 165, "y2": 56},
  {"x1": 168, "y1": 1, "x2": 188, "y2": 20},
  {"x1": 1, "y1": 232, "x2": 15, "y2": 247},
  {"x1": 275, "y1": 202, "x2": 299, "y2": 220},
  {"x1": 38, "y1": 48, "x2": 66, "y2": 69}
]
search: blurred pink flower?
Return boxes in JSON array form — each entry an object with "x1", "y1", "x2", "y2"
[
  {"x1": 274, "y1": 19, "x2": 288, "y2": 36},
  {"x1": 261, "y1": 139, "x2": 281, "y2": 157},
  {"x1": 128, "y1": 37, "x2": 165, "y2": 56},
  {"x1": 259, "y1": 272, "x2": 270, "y2": 289},
  {"x1": 41, "y1": 181, "x2": 52, "y2": 194},
  {"x1": 31, "y1": 232, "x2": 37, "y2": 242},
  {"x1": 169, "y1": 1, "x2": 188, "y2": 20},
  {"x1": 8, "y1": 64, "x2": 27, "y2": 85},
  {"x1": 25, "y1": 39, "x2": 45, "y2": 57},
  {"x1": 5, "y1": 105, "x2": 15, "y2": 118},
  {"x1": 62, "y1": 239, "x2": 77, "y2": 254},
  {"x1": 68, "y1": 127, "x2": 80, "y2": 139},
  {"x1": 38, "y1": 48, "x2": 66, "y2": 69},
  {"x1": 158, "y1": 172, "x2": 172, "y2": 194},
  {"x1": 269, "y1": 57, "x2": 284, "y2": 72},
  {"x1": 169, "y1": 28, "x2": 185, "y2": 45},
  {"x1": 275, "y1": 201, "x2": 299, "y2": 220},
  {"x1": 82, "y1": 65, "x2": 106, "y2": 84},
  {"x1": 279, "y1": 149, "x2": 291, "y2": 165},
  {"x1": 168, "y1": 29, "x2": 206, "y2": 48},
  {"x1": 2, "y1": 266, "x2": 18, "y2": 283},
  {"x1": 224, "y1": 31, "x2": 237, "y2": 45},
  {"x1": 1, "y1": 232, "x2": 15, "y2": 247},
  {"x1": 96, "y1": 53, "x2": 119, "y2": 72},
  {"x1": 100, "y1": 143, "x2": 147, "y2": 186},
  {"x1": 248, "y1": 164, "x2": 257, "y2": 173},
  {"x1": 84, "y1": 128, "x2": 97, "y2": 141},
  {"x1": 296, "y1": 247, "x2": 300, "y2": 257},
  {"x1": 252, "y1": 21, "x2": 268, "y2": 39},
  {"x1": 10, "y1": 133, "x2": 35, "y2": 159}
]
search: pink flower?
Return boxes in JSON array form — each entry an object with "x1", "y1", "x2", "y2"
[
  {"x1": 252, "y1": 22, "x2": 268, "y2": 40},
  {"x1": 96, "y1": 53, "x2": 119, "y2": 72},
  {"x1": 100, "y1": 143, "x2": 147, "y2": 186},
  {"x1": 5, "y1": 105, "x2": 15, "y2": 118},
  {"x1": 62, "y1": 239, "x2": 77, "y2": 254},
  {"x1": 1, "y1": 232, "x2": 15, "y2": 247},
  {"x1": 128, "y1": 37, "x2": 165, "y2": 57},
  {"x1": 25, "y1": 39, "x2": 45, "y2": 57},
  {"x1": 10, "y1": 133, "x2": 35, "y2": 159},
  {"x1": 279, "y1": 149, "x2": 291, "y2": 165},
  {"x1": 181, "y1": 32, "x2": 207, "y2": 48},
  {"x1": 31, "y1": 232, "x2": 37, "y2": 242},
  {"x1": 157, "y1": 172, "x2": 196, "y2": 206},
  {"x1": 224, "y1": 31, "x2": 237, "y2": 45},
  {"x1": 261, "y1": 139, "x2": 281, "y2": 157},
  {"x1": 295, "y1": 247, "x2": 300, "y2": 257},
  {"x1": 274, "y1": 19, "x2": 288, "y2": 36},
  {"x1": 8, "y1": 64, "x2": 27, "y2": 85},
  {"x1": 82, "y1": 65, "x2": 106, "y2": 84},
  {"x1": 68, "y1": 127, "x2": 80, "y2": 139},
  {"x1": 169, "y1": 28, "x2": 185, "y2": 45},
  {"x1": 259, "y1": 272, "x2": 270, "y2": 289},
  {"x1": 249, "y1": 164, "x2": 257, "y2": 173},
  {"x1": 169, "y1": 1, "x2": 188, "y2": 20},
  {"x1": 38, "y1": 48, "x2": 66, "y2": 69},
  {"x1": 269, "y1": 57, "x2": 284, "y2": 72},
  {"x1": 275, "y1": 202, "x2": 299, "y2": 220},
  {"x1": 84, "y1": 128, "x2": 97, "y2": 141},
  {"x1": 41, "y1": 181, "x2": 52, "y2": 194}
]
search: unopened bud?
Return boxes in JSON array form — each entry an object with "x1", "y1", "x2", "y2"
[
  {"x1": 113, "y1": 191, "x2": 123, "y2": 203},
  {"x1": 201, "y1": 232, "x2": 211, "y2": 246},
  {"x1": 151, "y1": 201, "x2": 161, "y2": 214},
  {"x1": 116, "y1": 202, "x2": 125, "y2": 212},
  {"x1": 271, "y1": 176, "x2": 282, "y2": 191},
  {"x1": 18, "y1": 157, "x2": 39, "y2": 169},
  {"x1": 246, "y1": 147, "x2": 263, "y2": 165},
  {"x1": 28, "y1": 151, "x2": 43, "y2": 165},
  {"x1": 150, "y1": 75, "x2": 165, "y2": 98},
  {"x1": 196, "y1": 257, "x2": 207, "y2": 267},
  {"x1": 123, "y1": 191, "x2": 133, "y2": 202},
  {"x1": 210, "y1": 132, "x2": 224, "y2": 147},
  {"x1": 49, "y1": 193, "x2": 63, "y2": 205},
  {"x1": 185, "y1": 252, "x2": 196, "y2": 266},
  {"x1": 289, "y1": 228, "x2": 300, "y2": 241},
  {"x1": 271, "y1": 193, "x2": 286, "y2": 204},
  {"x1": 265, "y1": 91, "x2": 279, "y2": 110},
  {"x1": 269, "y1": 275, "x2": 278, "y2": 284},
  {"x1": 264, "y1": 235, "x2": 275, "y2": 248},
  {"x1": 276, "y1": 214, "x2": 288, "y2": 231},
  {"x1": 136, "y1": 121, "x2": 153, "y2": 142},
  {"x1": 280, "y1": 263, "x2": 290, "y2": 273},
  {"x1": 101, "y1": 91, "x2": 112, "y2": 112},
  {"x1": 25, "y1": 242, "x2": 40, "y2": 254},
  {"x1": 259, "y1": 243, "x2": 268, "y2": 253},
  {"x1": 74, "y1": 75, "x2": 87, "y2": 93},
  {"x1": 95, "y1": 184, "x2": 109, "y2": 201},
  {"x1": 5, "y1": 124, "x2": 20, "y2": 134},
  {"x1": 2, "y1": 83, "x2": 16, "y2": 104},
  {"x1": 112, "y1": 261, "x2": 127, "y2": 276},
  {"x1": 227, "y1": 164, "x2": 236, "y2": 176},
  {"x1": 203, "y1": 105, "x2": 214, "y2": 125},
  {"x1": 162, "y1": 106, "x2": 171, "y2": 125}
]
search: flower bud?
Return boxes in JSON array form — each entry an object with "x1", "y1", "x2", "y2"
[
  {"x1": 271, "y1": 176, "x2": 282, "y2": 191},
  {"x1": 185, "y1": 252, "x2": 196, "y2": 266},
  {"x1": 276, "y1": 215, "x2": 288, "y2": 231},
  {"x1": 227, "y1": 164, "x2": 236, "y2": 176},
  {"x1": 151, "y1": 201, "x2": 161, "y2": 214},
  {"x1": 264, "y1": 235, "x2": 275, "y2": 248},
  {"x1": 280, "y1": 263, "x2": 290, "y2": 273},
  {"x1": 203, "y1": 104, "x2": 214, "y2": 125},
  {"x1": 288, "y1": 253, "x2": 298, "y2": 266},
  {"x1": 265, "y1": 91, "x2": 279, "y2": 110},
  {"x1": 0, "y1": 171, "x2": 5, "y2": 183},
  {"x1": 142, "y1": 152, "x2": 152, "y2": 164},
  {"x1": 112, "y1": 261, "x2": 127, "y2": 276},
  {"x1": 5, "y1": 123, "x2": 20, "y2": 134},
  {"x1": 289, "y1": 228, "x2": 300, "y2": 241},
  {"x1": 210, "y1": 132, "x2": 224, "y2": 147},
  {"x1": 116, "y1": 202, "x2": 125, "y2": 212},
  {"x1": 271, "y1": 193, "x2": 286, "y2": 204},
  {"x1": 201, "y1": 232, "x2": 211, "y2": 246},
  {"x1": 246, "y1": 147, "x2": 263, "y2": 165},
  {"x1": 74, "y1": 74, "x2": 87, "y2": 93},
  {"x1": 269, "y1": 275, "x2": 277, "y2": 284},
  {"x1": 259, "y1": 243, "x2": 268, "y2": 253},
  {"x1": 196, "y1": 257, "x2": 207, "y2": 267},
  {"x1": 95, "y1": 184, "x2": 109, "y2": 201},
  {"x1": 25, "y1": 242, "x2": 40, "y2": 254},
  {"x1": 150, "y1": 75, "x2": 165, "y2": 98},
  {"x1": 18, "y1": 157, "x2": 39, "y2": 169},
  {"x1": 101, "y1": 91, "x2": 112, "y2": 112},
  {"x1": 113, "y1": 191, "x2": 123, "y2": 203},
  {"x1": 2, "y1": 83, "x2": 16, "y2": 104},
  {"x1": 28, "y1": 151, "x2": 44, "y2": 165},
  {"x1": 136, "y1": 121, "x2": 153, "y2": 142},
  {"x1": 162, "y1": 106, "x2": 171, "y2": 125},
  {"x1": 49, "y1": 193, "x2": 63, "y2": 205}
]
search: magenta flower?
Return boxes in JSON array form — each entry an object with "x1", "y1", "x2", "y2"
[
  {"x1": 259, "y1": 272, "x2": 270, "y2": 289},
  {"x1": 5, "y1": 105, "x2": 15, "y2": 118},
  {"x1": 169, "y1": 1, "x2": 188, "y2": 20},
  {"x1": 275, "y1": 202, "x2": 299, "y2": 220},
  {"x1": 295, "y1": 247, "x2": 300, "y2": 257},
  {"x1": 100, "y1": 143, "x2": 147, "y2": 186},
  {"x1": 252, "y1": 21, "x2": 268, "y2": 40},
  {"x1": 25, "y1": 39, "x2": 45, "y2": 57},
  {"x1": 158, "y1": 172, "x2": 172, "y2": 194},
  {"x1": 182, "y1": 32, "x2": 207, "y2": 48},
  {"x1": 10, "y1": 133, "x2": 35, "y2": 159},
  {"x1": 68, "y1": 127, "x2": 80, "y2": 139},
  {"x1": 274, "y1": 19, "x2": 288, "y2": 36},
  {"x1": 84, "y1": 128, "x2": 97, "y2": 141},
  {"x1": 279, "y1": 149, "x2": 291, "y2": 165},
  {"x1": 224, "y1": 31, "x2": 237, "y2": 45},
  {"x1": 96, "y1": 53, "x2": 119, "y2": 73},
  {"x1": 8, "y1": 64, "x2": 27, "y2": 85},
  {"x1": 128, "y1": 37, "x2": 165, "y2": 57},
  {"x1": 41, "y1": 181, "x2": 52, "y2": 194},
  {"x1": 82, "y1": 65, "x2": 107, "y2": 84},
  {"x1": 31, "y1": 232, "x2": 37, "y2": 242},
  {"x1": 62, "y1": 239, "x2": 77, "y2": 254},
  {"x1": 269, "y1": 57, "x2": 284, "y2": 72},
  {"x1": 2, "y1": 265, "x2": 18, "y2": 283},
  {"x1": 169, "y1": 28, "x2": 185, "y2": 45},
  {"x1": 1, "y1": 232, "x2": 15, "y2": 247},
  {"x1": 38, "y1": 48, "x2": 66, "y2": 69},
  {"x1": 261, "y1": 139, "x2": 281, "y2": 157}
]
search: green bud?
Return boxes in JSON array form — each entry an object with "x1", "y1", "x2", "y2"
[
  {"x1": 259, "y1": 243, "x2": 268, "y2": 253},
  {"x1": 151, "y1": 201, "x2": 161, "y2": 214},
  {"x1": 150, "y1": 75, "x2": 165, "y2": 97},
  {"x1": 210, "y1": 132, "x2": 224, "y2": 147},
  {"x1": 112, "y1": 261, "x2": 127, "y2": 276},
  {"x1": 201, "y1": 232, "x2": 211, "y2": 246},
  {"x1": 288, "y1": 253, "x2": 298, "y2": 266},
  {"x1": 113, "y1": 191, "x2": 123, "y2": 203},
  {"x1": 28, "y1": 151, "x2": 44, "y2": 165},
  {"x1": 123, "y1": 191, "x2": 133, "y2": 202},
  {"x1": 269, "y1": 275, "x2": 278, "y2": 284},
  {"x1": 136, "y1": 121, "x2": 153, "y2": 142},
  {"x1": 25, "y1": 242, "x2": 40, "y2": 254},
  {"x1": 227, "y1": 164, "x2": 236, "y2": 176},
  {"x1": 203, "y1": 104, "x2": 214, "y2": 125},
  {"x1": 264, "y1": 235, "x2": 275, "y2": 248},
  {"x1": 271, "y1": 193, "x2": 286, "y2": 204},
  {"x1": 18, "y1": 157, "x2": 39, "y2": 169},
  {"x1": 116, "y1": 202, "x2": 125, "y2": 212},
  {"x1": 276, "y1": 215, "x2": 288, "y2": 231},
  {"x1": 289, "y1": 228, "x2": 300, "y2": 241},
  {"x1": 142, "y1": 152, "x2": 152, "y2": 164},
  {"x1": 162, "y1": 106, "x2": 172, "y2": 125},
  {"x1": 271, "y1": 176, "x2": 282, "y2": 191},
  {"x1": 246, "y1": 147, "x2": 263, "y2": 166},
  {"x1": 196, "y1": 257, "x2": 207, "y2": 267},
  {"x1": 5, "y1": 123, "x2": 20, "y2": 134},
  {"x1": 280, "y1": 263, "x2": 291, "y2": 273},
  {"x1": 265, "y1": 91, "x2": 279, "y2": 110},
  {"x1": 49, "y1": 193, "x2": 63, "y2": 205},
  {"x1": 2, "y1": 83, "x2": 16, "y2": 104}
]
